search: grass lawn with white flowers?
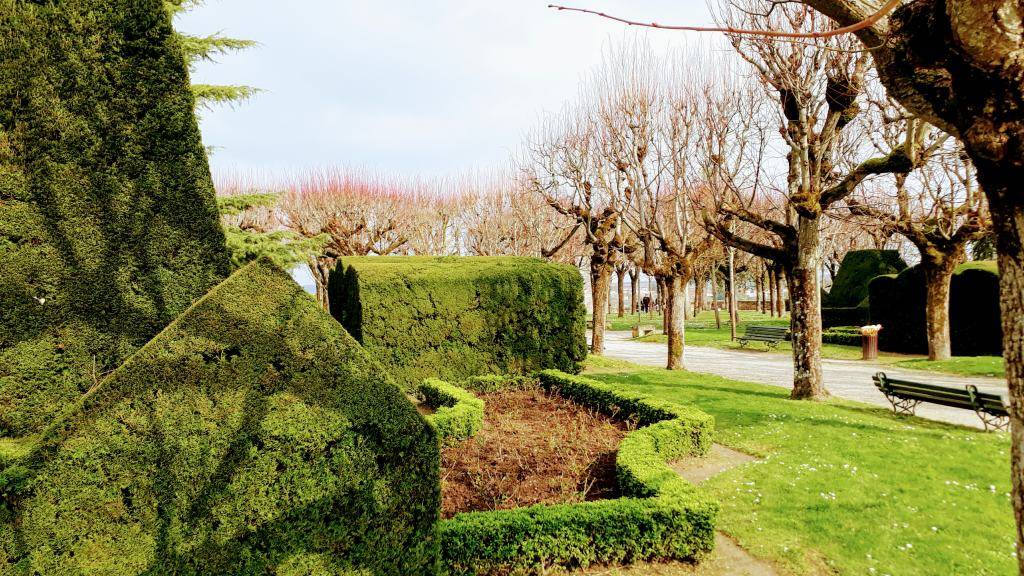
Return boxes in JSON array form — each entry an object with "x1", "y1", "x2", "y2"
[{"x1": 583, "y1": 356, "x2": 1015, "y2": 576}]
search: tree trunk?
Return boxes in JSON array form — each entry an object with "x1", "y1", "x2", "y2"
[
  {"x1": 656, "y1": 276, "x2": 668, "y2": 334},
  {"x1": 789, "y1": 216, "x2": 827, "y2": 400},
  {"x1": 762, "y1": 270, "x2": 769, "y2": 314},
  {"x1": 616, "y1": 267, "x2": 627, "y2": 318},
  {"x1": 309, "y1": 257, "x2": 334, "y2": 310},
  {"x1": 665, "y1": 274, "x2": 687, "y2": 370},
  {"x1": 756, "y1": 273, "x2": 763, "y2": 315},
  {"x1": 921, "y1": 254, "x2": 963, "y2": 362},
  {"x1": 630, "y1": 267, "x2": 640, "y2": 314},
  {"x1": 775, "y1": 269, "x2": 785, "y2": 317},
  {"x1": 768, "y1": 268, "x2": 776, "y2": 317},
  {"x1": 971, "y1": 163, "x2": 1024, "y2": 571},
  {"x1": 694, "y1": 273, "x2": 705, "y2": 315},
  {"x1": 590, "y1": 258, "x2": 612, "y2": 355}
]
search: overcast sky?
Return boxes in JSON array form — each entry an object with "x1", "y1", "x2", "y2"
[{"x1": 177, "y1": 1, "x2": 713, "y2": 179}]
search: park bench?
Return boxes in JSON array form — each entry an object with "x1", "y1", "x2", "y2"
[
  {"x1": 872, "y1": 372, "x2": 1009, "y2": 431},
  {"x1": 737, "y1": 325, "x2": 788, "y2": 350}
]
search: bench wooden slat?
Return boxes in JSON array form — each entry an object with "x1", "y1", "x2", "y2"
[{"x1": 872, "y1": 372, "x2": 1009, "y2": 429}]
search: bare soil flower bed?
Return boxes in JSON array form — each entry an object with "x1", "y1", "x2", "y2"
[{"x1": 440, "y1": 386, "x2": 629, "y2": 519}]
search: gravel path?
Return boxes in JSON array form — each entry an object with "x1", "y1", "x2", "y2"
[{"x1": 601, "y1": 331, "x2": 1007, "y2": 429}]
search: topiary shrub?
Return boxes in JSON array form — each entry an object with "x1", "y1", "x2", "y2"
[
  {"x1": 823, "y1": 250, "x2": 907, "y2": 308},
  {"x1": 821, "y1": 306, "x2": 870, "y2": 329},
  {"x1": 822, "y1": 327, "x2": 863, "y2": 347},
  {"x1": 1, "y1": 259, "x2": 440, "y2": 575},
  {"x1": 420, "y1": 379, "x2": 485, "y2": 444},
  {"x1": 328, "y1": 257, "x2": 587, "y2": 391},
  {"x1": 437, "y1": 370, "x2": 717, "y2": 575},
  {"x1": 0, "y1": 0, "x2": 230, "y2": 437},
  {"x1": 869, "y1": 261, "x2": 1002, "y2": 356}
]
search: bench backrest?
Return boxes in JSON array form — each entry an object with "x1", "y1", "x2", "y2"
[
  {"x1": 872, "y1": 372, "x2": 1009, "y2": 416},
  {"x1": 743, "y1": 326, "x2": 788, "y2": 338}
]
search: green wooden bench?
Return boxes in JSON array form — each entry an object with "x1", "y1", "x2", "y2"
[
  {"x1": 872, "y1": 372, "x2": 1009, "y2": 431},
  {"x1": 737, "y1": 325, "x2": 788, "y2": 350}
]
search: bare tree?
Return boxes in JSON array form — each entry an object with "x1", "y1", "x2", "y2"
[
  {"x1": 281, "y1": 169, "x2": 412, "y2": 308},
  {"x1": 700, "y1": 3, "x2": 923, "y2": 399},
  {"x1": 525, "y1": 109, "x2": 627, "y2": 355},
  {"x1": 847, "y1": 111, "x2": 991, "y2": 359}
]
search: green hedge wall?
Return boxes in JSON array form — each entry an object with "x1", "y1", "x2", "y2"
[
  {"x1": 0, "y1": 0, "x2": 230, "y2": 437},
  {"x1": 1, "y1": 260, "x2": 440, "y2": 575},
  {"x1": 328, "y1": 257, "x2": 587, "y2": 391},
  {"x1": 420, "y1": 379, "x2": 485, "y2": 444},
  {"x1": 869, "y1": 261, "x2": 1002, "y2": 356},
  {"x1": 437, "y1": 370, "x2": 717, "y2": 575},
  {"x1": 822, "y1": 306, "x2": 870, "y2": 329},
  {"x1": 823, "y1": 250, "x2": 907, "y2": 308}
]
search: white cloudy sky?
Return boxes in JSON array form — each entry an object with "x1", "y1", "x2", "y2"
[{"x1": 177, "y1": 1, "x2": 714, "y2": 178}]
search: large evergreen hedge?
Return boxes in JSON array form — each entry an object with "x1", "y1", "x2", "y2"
[
  {"x1": 824, "y1": 250, "x2": 907, "y2": 308},
  {"x1": 0, "y1": 0, "x2": 230, "y2": 437},
  {"x1": 1, "y1": 259, "x2": 440, "y2": 575},
  {"x1": 869, "y1": 261, "x2": 1002, "y2": 356},
  {"x1": 328, "y1": 257, "x2": 587, "y2": 390}
]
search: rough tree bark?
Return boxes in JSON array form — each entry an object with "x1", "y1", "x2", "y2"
[
  {"x1": 590, "y1": 256, "x2": 613, "y2": 355},
  {"x1": 921, "y1": 248, "x2": 965, "y2": 361},
  {"x1": 775, "y1": 268, "x2": 785, "y2": 317},
  {"x1": 768, "y1": 268, "x2": 777, "y2": 317},
  {"x1": 789, "y1": 216, "x2": 827, "y2": 400},
  {"x1": 630, "y1": 267, "x2": 640, "y2": 313},
  {"x1": 664, "y1": 274, "x2": 688, "y2": 370},
  {"x1": 616, "y1": 265, "x2": 627, "y2": 317}
]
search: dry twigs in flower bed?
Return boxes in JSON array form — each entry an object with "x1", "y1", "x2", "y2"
[{"x1": 440, "y1": 386, "x2": 631, "y2": 518}]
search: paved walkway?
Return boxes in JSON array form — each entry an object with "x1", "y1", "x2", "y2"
[{"x1": 601, "y1": 331, "x2": 1007, "y2": 429}]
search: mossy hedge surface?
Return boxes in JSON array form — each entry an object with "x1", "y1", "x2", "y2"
[
  {"x1": 0, "y1": 0, "x2": 230, "y2": 437},
  {"x1": 824, "y1": 250, "x2": 907, "y2": 308},
  {"x1": 437, "y1": 370, "x2": 717, "y2": 575},
  {"x1": 0, "y1": 260, "x2": 440, "y2": 575},
  {"x1": 328, "y1": 257, "x2": 587, "y2": 390},
  {"x1": 869, "y1": 261, "x2": 1002, "y2": 356}
]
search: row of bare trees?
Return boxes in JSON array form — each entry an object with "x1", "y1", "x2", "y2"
[{"x1": 520, "y1": 2, "x2": 992, "y2": 401}]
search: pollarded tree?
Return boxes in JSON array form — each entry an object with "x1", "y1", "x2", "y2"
[
  {"x1": 787, "y1": 1, "x2": 1024, "y2": 564},
  {"x1": 281, "y1": 169, "x2": 413, "y2": 308},
  {"x1": 846, "y1": 99, "x2": 991, "y2": 360},
  {"x1": 703, "y1": 2, "x2": 924, "y2": 399},
  {"x1": 524, "y1": 109, "x2": 628, "y2": 355}
]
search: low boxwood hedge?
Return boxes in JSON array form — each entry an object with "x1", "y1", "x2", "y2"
[
  {"x1": 1, "y1": 259, "x2": 440, "y2": 575},
  {"x1": 822, "y1": 327, "x2": 863, "y2": 347},
  {"x1": 437, "y1": 370, "x2": 718, "y2": 575},
  {"x1": 420, "y1": 379, "x2": 485, "y2": 443},
  {"x1": 328, "y1": 256, "x2": 587, "y2": 391}
]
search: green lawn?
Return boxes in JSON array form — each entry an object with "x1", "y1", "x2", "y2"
[
  {"x1": 895, "y1": 356, "x2": 1006, "y2": 378},
  {"x1": 624, "y1": 311, "x2": 907, "y2": 363},
  {"x1": 582, "y1": 356, "x2": 1015, "y2": 576}
]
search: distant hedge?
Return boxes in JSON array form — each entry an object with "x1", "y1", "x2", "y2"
[
  {"x1": 438, "y1": 370, "x2": 717, "y2": 575},
  {"x1": 0, "y1": 0, "x2": 230, "y2": 437},
  {"x1": 822, "y1": 306, "x2": 870, "y2": 329},
  {"x1": 869, "y1": 261, "x2": 1001, "y2": 356},
  {"x1": 329, "y1": 257, "x2": 587, "y2": 390},
  {"x1": 824, "y1": 250, "x2": 907, "y2": 308},
  {"x1": 1, "y1": 260, "x2": 440, "y2": 574}
]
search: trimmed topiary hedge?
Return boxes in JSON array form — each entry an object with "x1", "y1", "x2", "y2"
[
  {"x1": 420, "y1": 379, "x2": 485, "y2": 443},
  {"x1": 822, "y1": 306, "x2": 870, "y2": 329},
  {"x1": 328, "y1": 257, "x2": 587, "y2": 391},
  {"x1": 437, "y1": 370, "x2": 717, "y2": 575},
  {"x1": 1, "y1": 259, "x2": 440, "y2": 575},
  {"x1": 822, "y1": 327, "x2": 863, "y2": 347},
  {"x1": 869, "y1": 261, "x2": 1002, "y2": 356},
  {"x1": 0, "y1": 0, "x2": 230, "y2": 437},
  {"x1": 824, "y1": 250, "x2": 907, "y2": 308}
]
